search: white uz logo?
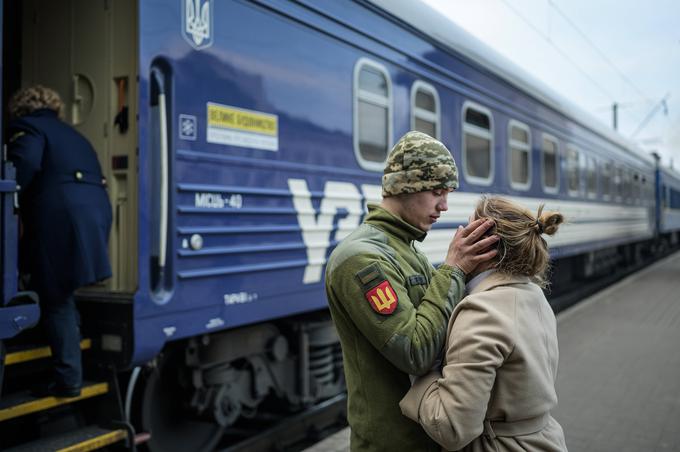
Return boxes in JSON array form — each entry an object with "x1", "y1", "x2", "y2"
[{"x1": 288, "y1": 179, "x2": 381, "y2": 284}]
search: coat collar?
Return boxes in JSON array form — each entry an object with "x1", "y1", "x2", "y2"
[
  {"x1": 466, "y1": 269, "x2": 495, "y2": 294},
  {"x1": 29, "y1": 108, "x2": 58, "y2": 118},
  {"x1": 364, "y1": 203, "x2": 427, "y2": 243},
  {"x1": 469, "y1": 271, "x2": 531, "y2": 295}
]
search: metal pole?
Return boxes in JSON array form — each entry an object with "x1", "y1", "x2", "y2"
[{"x1": 612, "y1": 103, "x2": 618, "y2": 130}]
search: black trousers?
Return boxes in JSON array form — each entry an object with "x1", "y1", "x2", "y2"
[{"x1": 40, "y1": 291, "x2": 82, "y2": 389}]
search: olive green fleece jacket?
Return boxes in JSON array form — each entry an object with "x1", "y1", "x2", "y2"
[{"x1": 325, "y1": 204, "x2": 466, "y2": 452}]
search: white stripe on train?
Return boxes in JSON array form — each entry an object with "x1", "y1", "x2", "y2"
[{"x1": 288, "y1": 178, "x2": 652, "y2": 284}]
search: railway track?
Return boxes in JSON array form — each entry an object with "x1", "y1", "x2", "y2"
[
  {"x1": 549, "y1": 248, "x2": 677, "y2": 313},
  {"x1": 216, "y1": 393, "x2": 347, "y2": 452}
]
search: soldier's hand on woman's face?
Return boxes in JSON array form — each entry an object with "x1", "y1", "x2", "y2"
[{"x1": 444, "y1": 218, "x2": 499, "y2": 275}]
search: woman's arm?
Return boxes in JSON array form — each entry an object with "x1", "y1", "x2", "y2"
[
  {"x1": 7, "y1": 119, "x2": 45, "y2": 190},
  {"x1": 400, "y1": 295, "x2": 516, "y2": 450}
]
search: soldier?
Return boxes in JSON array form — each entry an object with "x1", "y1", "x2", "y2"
[
  {"x1": 325, "y1": 131, "x2": 499, "y2": 451},
  {"x1": 7, "y1": 85, "x2": 112, "y2": 398}
]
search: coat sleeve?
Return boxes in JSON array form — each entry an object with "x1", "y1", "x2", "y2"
[
  {"x1": 328, "y1": 253, "x2": 465, "y2": 376},
  {"x1": 400, "y1": 296, "x2": 516, "y2": 451},
  {"x1": 7, "y1": 119, "x2": 45, "y2": 190}
]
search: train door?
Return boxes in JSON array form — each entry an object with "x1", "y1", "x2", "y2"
[
  {"x1": 2, "y1": 0, "x2": 41, "y2": 396},
  {"x1": 18, "y1": 0, "x2": 139, "y2": 292}
]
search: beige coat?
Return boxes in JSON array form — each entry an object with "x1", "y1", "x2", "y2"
[{"x1": 400, "y1": 273, "x2": 568, "y2": 451}]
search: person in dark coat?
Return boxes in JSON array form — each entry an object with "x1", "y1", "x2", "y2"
[{"x1": 7, "y1": 85, "x2": 112, "y2": 397}]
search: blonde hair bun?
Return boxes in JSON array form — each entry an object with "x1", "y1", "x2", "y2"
[
  {"x1": 474, "y1": 196, "x2": 565, "y2": 287},
  {"x1": 538, "y1": 210, "x2": 564, "y2": 236}
]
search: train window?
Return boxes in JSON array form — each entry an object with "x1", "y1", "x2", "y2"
[
  {"x1": 641, "y1": 175, "x2": 649, "y2": 206},
  {"x1": 601, "y1": 161, "x2": 612, "y2": 199},
  {"x1": 628, "y1": 170, "x2": 634, "y2": 202},
  {"x1": 643, "y1": 176, "x2": 654, "y2": 206},
  {"x1": 411, "y1": 81, "x2": 440, "y2": 139},
  {"x1": 672, "y1": 188, "x2": 680, "y2": 209},
  {"x1": 614, "y1": 166, "x2": 623, "y2": 201},
  {"x1": 638, "y1": 175, "x2": 643, "y2": 203},
  {"x1": 621, "y1": 169, "x2": 628, "y2": 201},
  {"x1": 353, "y1": 59, "x2": 392, "y2": 171},
  {"x1": 566, "y1": 145, "x2": 580, "y2": 196},
  {"x1": 586, "y1": 156, "x2": 597, "y2": 198},
  {"x1": 508, "y1": 120, "x2": 531, "y2": 190},
  {"x1": 541, "y1": 135, "x2": 559, "y2": 193},
  {"x1": 623, "y1": 169, "x2": 632, "y2": 203},
  {"x1": 462, "y1": 102, "x2": 494, "y2": 185}
]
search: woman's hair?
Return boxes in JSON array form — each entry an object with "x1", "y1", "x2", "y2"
[
  {"x1": 8, "y1": 85, "x2": 64, "y2": 120},
  {"x1": 474, "y1": 196, "x2": 564, "y2": 287}
]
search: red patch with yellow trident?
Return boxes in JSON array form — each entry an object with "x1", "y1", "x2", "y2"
[{"x1": 365, "y1": 280, "x2": 398, "y2": 315}]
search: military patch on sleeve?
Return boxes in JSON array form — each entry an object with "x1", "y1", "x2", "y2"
[
  {"x1": 365, "y1": 280, "x2": 398, "y2": 315},
  {"x1": 407, "y1": 274, "x2": 427, "y2": 286},
  {"x1": 356, "y1": 262, "x2": 383, "y2": 287}
]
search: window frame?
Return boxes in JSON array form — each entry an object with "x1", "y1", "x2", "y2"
[
  {"x1": 614, "y1": 165, "x2": 623, "y2": 202},
  {"x1": 461, "y1": 101, "x2": 494, "y2": 186},
  {"x1": 353, "y1": 58, "x2": 393, "y2": 172},
  {"x1": 623, "y1": 168, "x2": 632, "y2": 203},
  {"x1": 601, "y1": 160, "x2": 612, "y2": 201},
  {"x1": 641, "y1": 175, "x2": 651, "y2": 206},
  {"x1": 565, "y1": 144, "x2": 581, "y2": 197},
  {"x1": 410, "y1": 80, "x2": 441, "y2": 140},
  {"x1": 633, "y1": 172, "x2": 640, "y2": 204},
  {"x1": 507, "y1": 120, "x2": 532, "y2": 191},
  {"x1": 585, "y1": 154, "x2": 597, "y2": 199},
  {"x1": 541, "y1": 133, "x2": 560, "y2": 194}
]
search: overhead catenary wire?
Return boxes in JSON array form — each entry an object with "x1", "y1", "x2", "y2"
[
  {"x1": 547, "y1": 0, "x2": 650, "y2": 104},
  {"x1": 630, "y1": 92, "x2": 671, "y2": 138},
  {"x1": 498, "y1": 0, "x2": 617, "y2": 102}
]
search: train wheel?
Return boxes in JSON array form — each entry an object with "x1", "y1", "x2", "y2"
[{"x1": 139, "y1": 348, "x2": 224, "y2": 452}]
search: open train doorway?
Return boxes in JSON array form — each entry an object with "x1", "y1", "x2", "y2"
[{"x1": 3, "y1": 0, "x2": 139, "y2": 293}]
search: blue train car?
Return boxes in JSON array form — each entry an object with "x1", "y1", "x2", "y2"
[
  {"x1": 1, "y1": 0, "x2": 677, "y2": 450},
  {"x1": 658, "y1": 165, "x2": 680, "y2": 239},
  {"x1": 369, "y1": 1, "x2": 658, "y2": 267}
]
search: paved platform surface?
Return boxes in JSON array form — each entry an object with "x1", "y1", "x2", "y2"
[
  {"x1": 303, "y1": 251, "x2": 680, "y2": 452},
  {"x1": 553, "y1": 251, "x2": 680, "y2": 452}
]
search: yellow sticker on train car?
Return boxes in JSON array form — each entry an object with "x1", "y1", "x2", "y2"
[{"x1": 206, "y1": 102, "x2": 278, "y2": 151}]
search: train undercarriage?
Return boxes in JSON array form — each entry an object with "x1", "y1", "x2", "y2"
[
  {"x1": 3, "y1": 236, "x2": 680, "y2": 451},
  {"x1": 0, "y1": 311, "x2": 346, "y2": 451}
]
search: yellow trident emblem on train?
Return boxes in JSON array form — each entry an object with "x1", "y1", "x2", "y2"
[{"x1": 366, "y1": 281, "x2": 398, "y2": 314}]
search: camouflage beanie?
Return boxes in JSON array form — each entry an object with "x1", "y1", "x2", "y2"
[{"x1": 382, "y1": 131, "x2": 459, "y2": 197}]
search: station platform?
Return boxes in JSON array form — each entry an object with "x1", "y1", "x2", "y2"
[{"x1": 303, "y1": 251, "x2": 680, "y2": 452}]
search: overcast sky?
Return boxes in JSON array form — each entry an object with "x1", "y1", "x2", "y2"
[{"x1": 422, "y1": 0, "x2": 680, "y2": 168}]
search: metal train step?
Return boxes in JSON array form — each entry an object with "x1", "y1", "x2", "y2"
[
  {"x1": 3, "y1": 424, "x2": 128, "y2": 452},
  {"x1": 0, "y1": 381, "x2": 109, "y2": 422},
  {"x1": 3, "y1": 339, "x2": 92, "y2": 366}
]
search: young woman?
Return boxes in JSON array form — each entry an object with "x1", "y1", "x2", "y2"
[{"x1": 400, "y1": 196, "x2": 568, "y2": 451}]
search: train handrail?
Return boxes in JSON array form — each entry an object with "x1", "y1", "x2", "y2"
[{"x1": 151, "y1": 68, "x2": 169, "y2": 274}]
